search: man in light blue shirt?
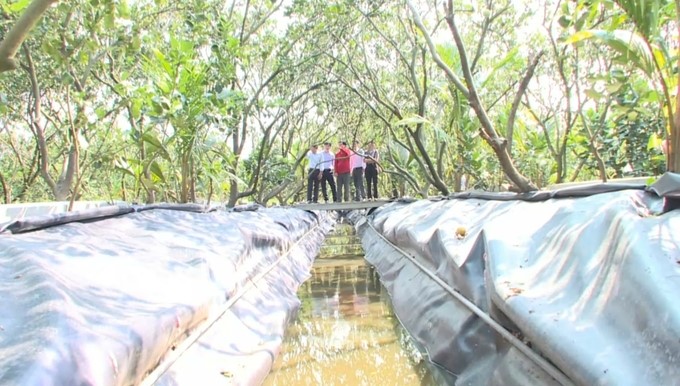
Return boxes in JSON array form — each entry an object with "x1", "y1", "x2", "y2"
[{"x1": 306, "y1": 144, "x2": 323, "y2": 203}]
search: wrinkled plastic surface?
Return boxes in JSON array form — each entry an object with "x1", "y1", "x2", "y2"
[
  {"x1": 0, "y1": 206, "x2": 331, "y2": 386},
  {"x1": 355, "y1": 188, "x2": 680, "y2": 386}
]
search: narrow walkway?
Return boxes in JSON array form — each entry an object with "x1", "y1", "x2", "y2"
[
  {"x1": 291, "y1": 199, "x2": 391, "y2": 211},
  {"x1": 263, "y1": 224, "x2": 435, "y2": 385}
]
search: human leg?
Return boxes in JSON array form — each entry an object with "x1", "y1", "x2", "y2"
[
  {"x1": 357, "y1": 168, "x2": 366, "y2": 199},
  {"x1": 312, "y1": 170, "x2": 320, "y2": 203},
  {"x1": 365, "y1": 165, "x2": 375, "y2": 199},
  {"x1": 327, "y1": 171, "x2": 338, "y2": 202},
  {"x1": 352, "y1": 168, "x2": 362, "y2": 201},
  {"x1": 339, "y1": 173, "x2": 350, "y2": 202},
  {"x1": 336, "y1": 175, "x2": 344, "y2": 202},
  {"x1": 306, "y1": 169, "x2": 314, "y2": 202},
  {"x1": 366, "y1": 164, "x2": 378, "y2": 199},
  {"x1": 321, "y1": 174, "x2": 329, "y2": 202},
  {"x1": 371, "y1": 173, "x2": 378, "y2": 198}
]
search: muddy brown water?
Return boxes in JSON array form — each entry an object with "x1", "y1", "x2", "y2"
[{"x1": 264, "y1": 224, "x2": 436, "y2": 386}]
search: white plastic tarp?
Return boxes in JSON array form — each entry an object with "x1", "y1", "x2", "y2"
[
  {"x1": 356, "y1": 189, "x2": 680, "y2": 386},
  {"x1": 0, "y1": 206, "x2": 330, "y2": 386}
]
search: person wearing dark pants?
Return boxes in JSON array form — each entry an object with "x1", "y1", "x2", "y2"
[
  {"x1": 321, "y1": 169, "x2": 337, "y2": 202},
  {"x1": 350, "y1": 140, "x2": 366, "y2": 201},
  {"x1": 320, "y1": 142, "x2": 337, "y2": 203},
  {"x1": 335, "y1": 142, "x2": 352, "y2": 202},
  {"x1": 305, "y1": 144, "x2": 322, "y2": 203},
  {"x1": 352, "y1": 167, "x2": 365, "y2": 201},
  {"x1": 364, "y1": 141, "x2": 379, "y2": 200},
  {"x1": 307, "y1": 168, "x2": 321, "y2": 203}
]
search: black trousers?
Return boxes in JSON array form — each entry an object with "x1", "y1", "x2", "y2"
[
  {"x1": 321, "y1": 169, "x2": 337, "y2": 202},
  {"x1": 307, "y1": 169, "x2": 320, "y2": 202},
  {"x1": 352, "y1": 167, "x2": 365, "y2": 200},
  {"x1": 365, "y1": 164, "x2": 378, "y2": 199}
]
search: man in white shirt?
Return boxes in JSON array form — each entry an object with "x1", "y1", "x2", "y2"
[
  {"x1": 319, "y1": 142, "x2": 338, "y2": 203},
  {"x1": 306, "y1": 144, "x2": 323, "y2": 203}
]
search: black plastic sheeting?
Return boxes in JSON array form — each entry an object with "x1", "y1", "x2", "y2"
[
  {"x1": 354, "y1": 185, "x2": 680, "y2": 386},
  {"x1": 0, "y1": 205, "x2": 333, "y2": 385}
]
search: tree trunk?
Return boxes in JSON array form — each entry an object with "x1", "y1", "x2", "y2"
[
  {"x1": 23, "y1": 45, "x2": 80, "y2": 201},
  {"x1": 227, "y1": 176, "x2": 239, "y2": 207},
  {"x1": 180, "y1": 153, "x2": 190, "y2": 203},
  {"x1": 189, "y1": 156, "x2": 196, "y2": 203},
  {"x1": 53, "y1": 144, "x2": 79, "y2": 201},
  {"x1": 121, "y1": 179, "x2": 127, "y2": 202},
  {"x1": 666, "y1": 0, "x2": 680, "y2": 173},
  {"x1": 0, "y1": 170, "x2": 10, "y2": 203},
  {"x1": 140, "y1": 141, "x2": 156, "y2": 204},
  {"x1": 410, "y1": 127, "x2": 449, "y2": 195}
]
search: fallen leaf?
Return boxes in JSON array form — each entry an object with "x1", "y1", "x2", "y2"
[
  {"x1": 509, "y1": 287, "x2": 523, "y2": 295},
  {"x1": 455, "y1": 226, "x2": 467, "y2": 239}
]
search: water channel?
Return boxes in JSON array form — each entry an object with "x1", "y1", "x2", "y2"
[{"x1": 264, "y1": 223, "x2": 436, "y2": 385}]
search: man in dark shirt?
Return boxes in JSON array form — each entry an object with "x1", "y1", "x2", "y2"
[{"x1": 364, "y1": 141, "x2": 380, "y2": 200}]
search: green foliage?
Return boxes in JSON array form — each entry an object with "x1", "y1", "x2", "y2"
[
  {"x1": 602, "y1": 113, "x2": 666, "y2": 177},
  {"x1": 566, "y1": 29, "x2": 657, "y2": 75},
  {"x1": 0, "y1": 0, "x2": 675, "y2": 204}
]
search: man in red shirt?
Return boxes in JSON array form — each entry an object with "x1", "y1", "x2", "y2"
[{"x1": 334, "y1": 141, "x2": 352, "y2": 202}]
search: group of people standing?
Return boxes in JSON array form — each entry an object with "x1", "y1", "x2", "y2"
[{"x1": 305, "y1": 140, "x2": 380, "y2": 203}]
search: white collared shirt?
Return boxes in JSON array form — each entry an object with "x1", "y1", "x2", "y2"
[
  {"x1": 306, "y1": 151, "x2": 323, "y2": 170},
  {"x1": 320, "y1": 150, "x2": 335, "y2": 170}
]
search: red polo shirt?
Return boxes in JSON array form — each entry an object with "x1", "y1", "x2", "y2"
[{"x1": 334, "y1": 148, "x2": 351, "y2": 174}]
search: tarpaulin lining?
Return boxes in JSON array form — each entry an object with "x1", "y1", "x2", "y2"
[
  {"x1": 142, "y1": 218, "x2": 326, "y2": 385},
  {"x1": 352, "y1": 214, "x2": 563, "y2": 386},
  {"x1": 0, "y1": 207, "x2": 332, "y2": 386},
  {"x1": 154, "y1": 216, "x2": 333, "y2": 385},
  {"x1": 648, "y1": 172, "x2": 680, "y2": 198},
  {"x1": 355, "y1": 189, "x2": 680, "y2": 386},
  {"x1": 446, "y1": 183, "x2": 645, "y2": 202},
  {"x1": 231, "y1": 203, "x2": 265, "y2": 212},
  {"x1": 358, "y1": 216, "x2": 573, "y2": 385},
  {"x1": 385, "y1": 172, "x2": 680, "y2": 204}
]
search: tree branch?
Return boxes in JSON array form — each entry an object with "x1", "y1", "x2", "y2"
[
  {"x1": 406, "y1": 0, "x2": 470, "y2": 99},
  {"x1": 22, "y1": 45, "x2": 57, "y2": 193},
  {"x1": 0, "y1": 0, "x2": 59, "y2": 72},
  {"x1": 507, "y1": 50, "x2": 544, "y2": 153}
]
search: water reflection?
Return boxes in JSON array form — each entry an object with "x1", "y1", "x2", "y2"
[{"x1": 264, "y1": 225, "x2": 435, "y2": 386}]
